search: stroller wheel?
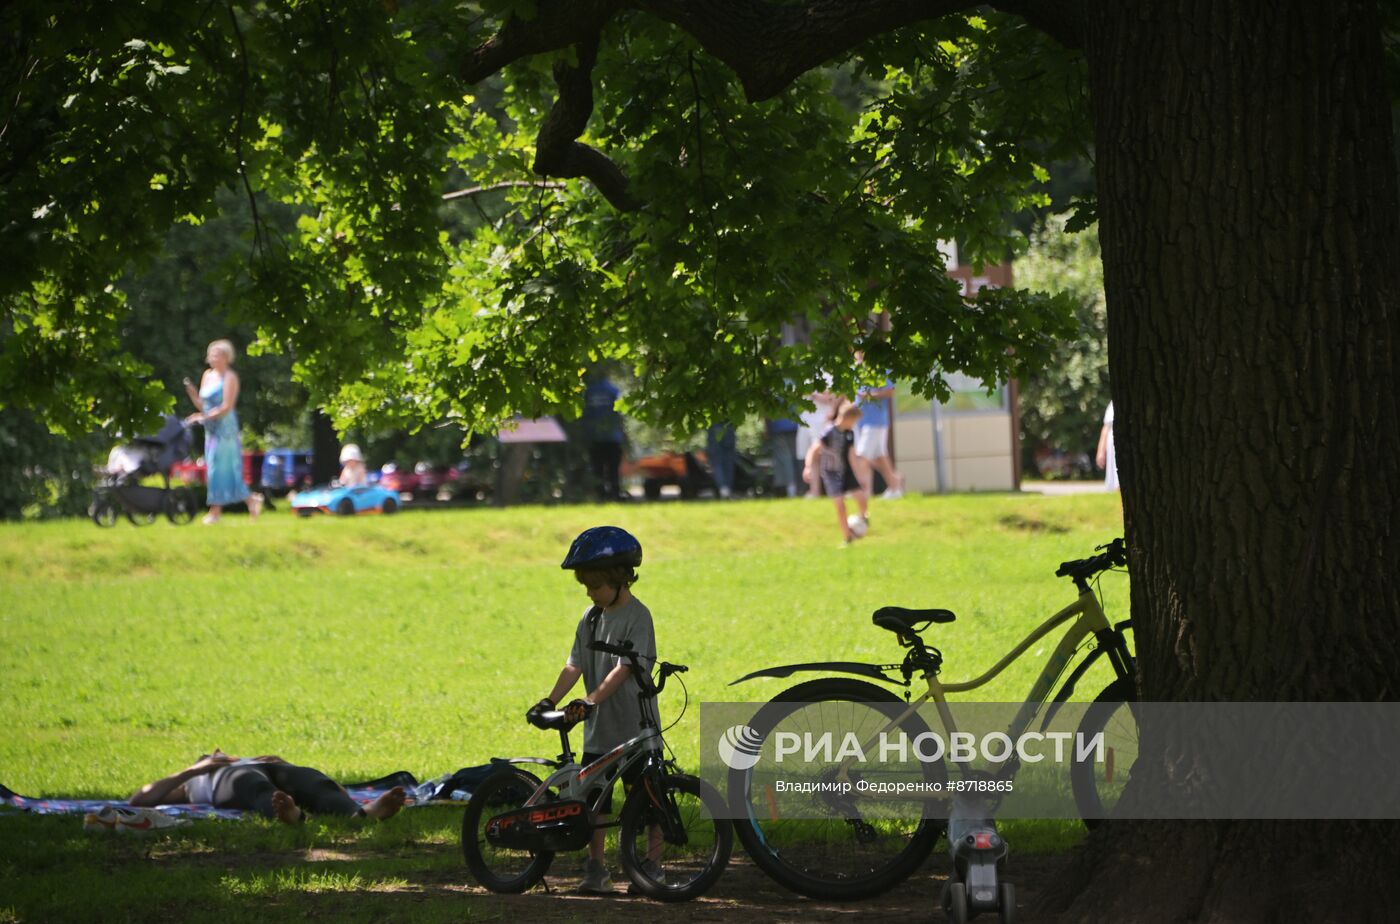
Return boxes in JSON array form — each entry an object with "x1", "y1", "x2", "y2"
[
  {"x1": 90, "y1": 499, "x2": 119, "y2": 528},
  {"x1": 126, "y1": 509, "x2": 158, "y2": 526},
  {"x1": 164, "y1": 488, "x2": 198, "y2": 525}
]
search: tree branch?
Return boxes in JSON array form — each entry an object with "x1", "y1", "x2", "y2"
[
  {"x1": 985, "y1": 0, "x2": 1085, "y2": 50},
  {"x1": 462, "y1": 0, "x2": 1082, "y2": 98},
  {"x1": 225, "y1": 0, "x2": 266, "y2": 264},
  {"x1": 639, "y1": 0, "x2": 972, "y2": 101},
  {"x1": 462, "y1": 1, "x2": 993, "y2": 101},
  {"x1": 531, "y1": 33, "x2": 640, "y2": 211},
  {"x1": 442, "y1": 180, "x2": 567, "y2": 201},
  {"x1": 461, "y1": 0, "x2": 623, "y2": 83},
  {"x1": 456, "y1": 0, "x2": 1081, "y2": 211}
]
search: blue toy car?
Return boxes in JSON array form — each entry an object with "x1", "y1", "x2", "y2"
[{"x1": 291, "y1": 483, "x2": 399, "y2": 517}]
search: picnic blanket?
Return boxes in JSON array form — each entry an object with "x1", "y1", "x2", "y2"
[
  {"x1": 1, "y1": 761, "x2": 513, "y2": 822},
  {"x1": 1, "y1": 782, "x2": 245, "y2": 820}
]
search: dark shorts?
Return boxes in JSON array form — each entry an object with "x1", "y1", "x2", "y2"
[
  {"x1": 581, "y1": 750, "x2": 644, "y2": 814},
  {"x1": 820, "y1": 465, "x2": 860, "y2": 497},
  {"x1": 212, "y1": 763, "x2": 363, "y2": 819}
]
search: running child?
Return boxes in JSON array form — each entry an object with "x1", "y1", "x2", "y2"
[{"x1": 803, "y1": 400, "x2": 870, "y2": 544}]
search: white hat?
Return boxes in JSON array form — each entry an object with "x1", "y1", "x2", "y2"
[{"x1": 339, "y1": 443, "x2": 363, "y2": 463}]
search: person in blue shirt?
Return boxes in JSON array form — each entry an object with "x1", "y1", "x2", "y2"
[
  {"x1": 767, "y1": 416, "x2": 801, "y2": 497},
  {"x1": 581, "y1": 374, "x2": 625, "y2": 501},
  {"x1": 853, "y1": 376, "x2": 906, "y2": 499},
  {"x1": 706, "y1": 422, "x2": 737, "y2": 499}
]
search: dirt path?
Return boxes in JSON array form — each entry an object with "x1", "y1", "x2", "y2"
[{"x1": 428, "y1": 854, "x2": 1067, "y2": 922}]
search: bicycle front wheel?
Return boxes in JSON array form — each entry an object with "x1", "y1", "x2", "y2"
[
  {"x1": 461, "y1": 766, "x2": 553, "y2": 892},
  {"x1": 619, "y1": 772, "x2": 733, "y2": 902},
  {"x1": 729, "y1": 677, "x2": 946, "y2": 900},
  {"x1": 1071, "y1": 678, "x2": 1139, "y2": 828}
]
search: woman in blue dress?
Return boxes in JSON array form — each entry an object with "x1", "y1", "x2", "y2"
[{"x1": 184, "y1": 340, "x2": 262, "y2": 524}]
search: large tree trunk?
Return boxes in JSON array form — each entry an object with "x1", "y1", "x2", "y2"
[{"x1": 1050, "y1": 2, "x2": 1400, "y2": 919}]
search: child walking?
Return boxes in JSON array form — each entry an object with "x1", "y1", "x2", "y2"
[
  {"x1": 528, "y1": 526, "x2": 658, "y2": 893},
  {"x1": 803, "y1": 400, "x2": 870, "y2": 544}
]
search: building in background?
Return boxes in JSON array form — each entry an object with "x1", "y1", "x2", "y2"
[{"x1": 892, "y1": 245, "x2": 1021, "y2": 493}]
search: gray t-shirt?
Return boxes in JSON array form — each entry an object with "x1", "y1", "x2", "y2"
[{"x1": 567, "y1": 596, "x2": 658, "y2": 754}]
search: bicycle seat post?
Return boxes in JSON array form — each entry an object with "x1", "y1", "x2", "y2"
[{"x1": 558, "y1": 727, "x2": 574, "y2": 765}]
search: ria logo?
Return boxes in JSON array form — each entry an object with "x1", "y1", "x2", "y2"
[{"x1": 717, "y1": 724, "x2": 764, "y2": 770}]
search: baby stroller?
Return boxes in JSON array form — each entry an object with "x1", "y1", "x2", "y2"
[{"x1": 89, "y1": 415, "x2": 199, "y2": 527}]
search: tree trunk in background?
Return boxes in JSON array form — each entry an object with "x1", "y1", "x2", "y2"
[
  {"x1": 496, "y1": 442, "x2": 531, "y2": 507},
  {"x1": 1047, "y1": 1, "x2": 1400, "y2": 919},
  {"x1": 311, "y1": 410, "x2": 339, "y2": 486}
]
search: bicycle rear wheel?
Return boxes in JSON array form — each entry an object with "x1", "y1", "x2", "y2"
[
  {"x1": 461, "y1": 766, "x2": 553, "y2": 892},
  {"x1": 619, "y1": 772, "x2": 732, "y2": 901},
  {"x1": 729, "y1": 677, "x2": 946, "y2": 899},
  {"x1": 1071, "y1": 678, "x2": 1139, "y2": 828}
]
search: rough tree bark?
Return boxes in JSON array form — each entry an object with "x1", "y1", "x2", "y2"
[{"x1": 1042, "y1": 1, "x2": 1400, "y2": 920}]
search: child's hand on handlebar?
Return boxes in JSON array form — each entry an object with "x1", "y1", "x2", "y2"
[
  {"x1": 563, "y1": 698, "x2": 595, "y2": 723},
  {"x1": 525, "y1": 698, "x2": 555, "y2": 724}
]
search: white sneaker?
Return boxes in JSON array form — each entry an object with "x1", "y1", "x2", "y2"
[
  {"x1": 201, "y1": 513, "x2": 220, "y2": 525},
  {"x1": 577, "y1": 859, "x2": 614, "y2": 894},
  {"x1": 83, "y1": 805, "x2": 189, "y2": 833},
  {"x1": 881, "y1": 488, "x2": 904, "y2": 500},
  {"x1": 248, "y1": 492, "x2": 264, "y2": 520}
]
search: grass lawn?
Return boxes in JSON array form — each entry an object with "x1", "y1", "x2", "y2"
[{"x1": 0, "y1": 491, "x2": 1126, "y2": 922}]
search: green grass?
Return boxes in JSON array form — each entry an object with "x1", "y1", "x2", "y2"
[{"x1": 0, "y1": 492, "x2": 1125, "y2": 921}]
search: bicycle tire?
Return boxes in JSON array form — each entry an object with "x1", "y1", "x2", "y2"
[
  {"x1": 729, "y1": 677, "x2": 945, "y2": 900},
  {"x1": 461, "y1": 766, "x2": 553, "y2": 892},
  {"x1": 619, "y1": 772, "x2": 733, "y2": 902},
  {"x1": 1070, "y1": 678, "x2": 1138, "y2": 828}
]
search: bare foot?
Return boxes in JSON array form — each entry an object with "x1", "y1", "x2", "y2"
[
  {"x1": 270, "y1": 790, "x2": 303, "y2": 825},
  {"x1": 248, "y1": 492, "x2": 264, "y2": 520},
  {"x1": 362, "y1": 786, "x2": 406, "y2": 821}
]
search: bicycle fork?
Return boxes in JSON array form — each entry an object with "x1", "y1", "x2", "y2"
[{"x1": 641, "y1": 771, "x2": 690, "y2": 846}]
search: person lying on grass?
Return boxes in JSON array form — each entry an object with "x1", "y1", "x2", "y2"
[{"x1": 129, "y1": 749, "x2": 406, "y2": 824}]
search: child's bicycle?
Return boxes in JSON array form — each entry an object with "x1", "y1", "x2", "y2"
[
  {"x1": 725, "y1": 538, "x2": 1136, "y2": 915},
  {"x1": 461, "y1": 640, "x2": 733, "y2": 902}
]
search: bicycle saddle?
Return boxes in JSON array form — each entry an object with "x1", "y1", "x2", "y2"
[{"x1": 872, "y1": 606, "x2": 956, "y2": 633}]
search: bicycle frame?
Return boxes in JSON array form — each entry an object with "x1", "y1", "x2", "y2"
[
  {"x1": 522, "y1": 724, "x2": 666, "y2": 819},
  {"x1": 834, "y1": 586, "x2": 1134, "y2": 791}
]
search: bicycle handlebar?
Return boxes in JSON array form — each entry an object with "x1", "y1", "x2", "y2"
[
  {"x1": 1055, "y1": 537, "x2": 1128, "y2": 583},
  {"x1": 589, "y1": 639, "x2": 637, "y2": 658},
  {"x1": 586, "y1": 640, "x2": 687, "y2": 696}
]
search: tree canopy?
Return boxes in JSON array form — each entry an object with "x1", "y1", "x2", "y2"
[{"x1": 3, "y1": 1, "x2": 1091, "y2": 438}]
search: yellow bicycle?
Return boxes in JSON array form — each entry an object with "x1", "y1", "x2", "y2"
[{"x1": 727, "y1": 538, "x2": 1136, "y2": 902}]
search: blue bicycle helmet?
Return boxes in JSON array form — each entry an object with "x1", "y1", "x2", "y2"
[{"x1": 561, "y1": 526, "x2": 643, "y2": 570}]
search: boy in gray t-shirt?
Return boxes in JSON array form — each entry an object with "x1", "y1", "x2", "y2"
[{"x1": 528, "y1": 526, "x2": 656, "y2": 894}]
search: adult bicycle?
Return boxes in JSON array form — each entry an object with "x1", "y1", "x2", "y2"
[{"x1": 726, "y1": 538, "x2": 1136, "y2": 902}]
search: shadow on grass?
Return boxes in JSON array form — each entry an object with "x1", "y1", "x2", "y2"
[{"x1": 0, "y1": 809, "x2": 1086, "y2": 923}]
